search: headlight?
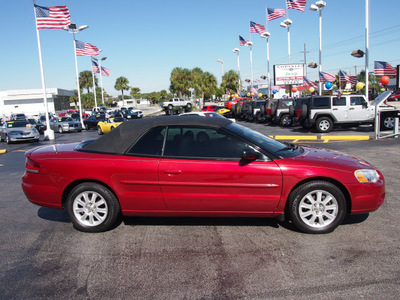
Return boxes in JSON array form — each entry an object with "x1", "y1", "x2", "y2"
[{"x1": 355, "y1": 169, "x2": 379, "y2": 183}]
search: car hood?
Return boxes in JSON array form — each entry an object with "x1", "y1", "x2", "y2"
[
  {"x1": 6, "y1": 127, "x2": 35, "y2": 133},
  {"x1": 289, "y1": 146, "x2": 377, "y2": 170}
]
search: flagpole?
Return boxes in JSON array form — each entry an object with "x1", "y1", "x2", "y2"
[
  {"x1": 249, "y1": 19, "x2": 254, "y2": 93},
  {"x1": 72, "y1": 34, "x2": 84, "y2": 128},
  {"x1": 91, "y1": 59, "x2": 98, "y2": 110},
  {"x1": 99, "y1": 59, "x2": 105, "y2": 105},
  {"x1": 33, "y1": 0, "x2": 55, "y2": 141},
  {"x1": 365, "y1": 0, "x2": 369, "y2": 100}
]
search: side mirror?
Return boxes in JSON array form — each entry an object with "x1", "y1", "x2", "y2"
[{"x1": 242, "y1": 148, "x2": 260, "y2": 161}]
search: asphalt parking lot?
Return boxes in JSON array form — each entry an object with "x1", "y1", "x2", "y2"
[{"x1": 0, "y1": 121, "x2": 399, "y2": 299}]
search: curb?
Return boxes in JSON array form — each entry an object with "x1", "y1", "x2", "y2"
[
  {"x1": 272, "y1": 135, "x2": 370, "y2": 142},
  {"x1": 0, "y1": 149, "x2": 7, "y2": 154}
]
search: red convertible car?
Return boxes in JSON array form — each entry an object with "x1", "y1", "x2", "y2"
[{"x1": 22, "y1": 116, "x2": 385, "y2": 234}]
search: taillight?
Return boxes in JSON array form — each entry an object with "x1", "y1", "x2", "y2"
[
  {"x1": 266, "y1": 108, "x2": 271, "y2": 116},
  {"x1": 25, "y1": 157, "x2": 40, "y2": 173},
  {"x1": 296, "y1": 109, "x2": 301, "y2": 118}
]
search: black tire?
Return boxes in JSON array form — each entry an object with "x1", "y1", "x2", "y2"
[
  {"x1": 280, "y1": 114, "x2": 292, "y2": 127},
  {"x1": 85, "y1": 123, "x2": 89, "y2": 130},
  {"x1": 168, "y1": 104, "x2": 173, "y2": 110},
  {"x1": 260, "y1": 104, "x2": 265, "y2": 116},
  {"x1": 58, "y1": 126, "x2": 63, "y2": 134},
  {"x1": 288, "y1": 105, "x2": 295, "y2": 118},
  {"x1": 5, "y1": 135, "x2": 11, "y2": 144},
  {"x1": 380, "y1": 115, "x2": 394, "y2": 131},
  {"x1": 300, "y1": 104, "x2": 308, "y2": 119},
  {"x1": 186, "y1": 103, "x2": 192, "y2": 110},
  {"x1": 270, "y1": 103, "x2": 277, "y2": 117},
  {"x1": 0, "y1": 134, "x2": 3, "y2": 142},
  {"x1": 316, "y1": 117, "x2": 333, "y2": 133},
  {"x1": 97, "y1": 126, "x2": 103, "y2": 135},
  {"x1": 287, "y1": 181, "x2": 347, "y2": 234},
  {"x1": 66, "y1": 183, "x2": 121, "y2": 232}
]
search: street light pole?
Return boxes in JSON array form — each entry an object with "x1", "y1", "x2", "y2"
[
  {"x1": 233, "y1": 48, "x2": 241, "y2": 92},
  {"x1": 261, "y1": 32, "x2": 271, "y2": 99},
  {"x1": 246, "y1": 41, "x2": 254, "y2": 90},
  {"x1": 63, "y1": 23, "x2": 89, "y2": 127},
  {"x1": 310, "y1": 1, "x2": 326, "y2": 95},
  {"x1": 280, "y1": 19, "x2": 292, "y2": 64}
]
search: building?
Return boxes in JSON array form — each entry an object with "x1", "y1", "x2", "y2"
[{"x1": 0, "y1": 88, "x2": 75, "y2": 118}]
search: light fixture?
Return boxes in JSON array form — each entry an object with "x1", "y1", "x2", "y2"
[
  {"x1": 351, "y1": 49, "x2": 365, "y2": 58},
  {"x1": 260, "y1": 32, "x2": 271, "y2": 38},
  {"x1": 284, "y1": 18, "x2": 292, "y2": 25},
  {"x1": 246, "y1": 41, "x2": 253, "y2": 47},
  {"x1": 280, "y1": 22, "x2": 287, "y2": 28},
  {"x1": 308, "y1": 62, "x2": 318, "y2": 68},
  {"x1": 233, "y1": 48, "x2": 239, "y2": 53},
  {"x1": 260, "y1": 75, "x2": 267, "y2": 79}
]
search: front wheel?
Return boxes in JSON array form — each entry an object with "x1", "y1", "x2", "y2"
[
  {"x1": 66, "y1": 183, "x2": 121, "y2": 232},
  {"x1": 5, "y1": 135, "x2": 11, "y2": 144},
  {"x1": 97, "y1": 126, "x2": 103, "y2": 135},
  {"x1": 380, "y1": 115, "x2": 395, "y2": 131},
  {"x1": 58, "y1": 126, "x2": 63, "y2": 134},
  {"x1": 287, "y1": 181, "x2": 347, "y2": 234},
  {"x1": 316, "y1": 117, "x2": 333, "y2": 133},
  {"x1": 280, "y1": 114, "x2": 292, "y2": 126}
]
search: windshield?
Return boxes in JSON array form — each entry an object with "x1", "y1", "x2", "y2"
[
  {"x1": 7, "y1": 121, "x2": 29, "y2": 128},
  {"x1": 226, "y1": 123, "x2": 303, "y2": 158}
]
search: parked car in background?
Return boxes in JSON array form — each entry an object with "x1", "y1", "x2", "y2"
[
  {"x1": 0, "y1": 120, "x2": 40, "y2": 144},
  {"x1": 270, "y1": 99, "x2": 295, "y2": 126},
  {"x1": 49, "y1": 117, "x2": 82, "y2": 133},
  {"x1": 160, "y1": 98, "x2": 192, "y2": 113},
  {"x1": 97, "y1": 117, "x2": 126, "y2": 135},
  {"x1": 22, "y1": 115, "x2": 385, "y2": 234},
  {"x1": 83, "y1": 114, "x2": 106, "y2": 130},
  {"x1": 201, "y1": 105, "x2": 220, "y2": 112},
  {"x1": 388, "y1": 90, "x2": 400, "y2": 101},
  {"x1": 11, "y1": 113, "x2": 27, "y2": 121},
  {"x1": 27, "y1": 118, "x2": 46, "y2": 134}
]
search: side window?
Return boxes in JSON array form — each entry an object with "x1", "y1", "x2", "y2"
[
  {"x1": 312, "y1": 97, "x2": 330, "y2": 108},
  {"x1": 332, "y1": 97, "x2": 346, "y2": 106},
  {"x1": 350, "y1": 96, "x2": 365, "y2": 106},
  {"x1": 163, "y1": 126, "x2": 248, "y2": 159},
  {"x1": 127, "y1": 126, "x2": 165, "y2": 156}
]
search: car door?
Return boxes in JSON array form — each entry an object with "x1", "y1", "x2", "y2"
[
  {"x1": 348, "y1": 96, "x2": 373, "y2": 121},
  {"x1": 158, "y1": 126, "x2": 282, "y2": 213},
  {"x1": 331, "y1": 96, "x2": 348, "y2": 122}
]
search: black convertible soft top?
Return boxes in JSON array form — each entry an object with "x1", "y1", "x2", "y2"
[{"x1": 82, "y1": 115, "x2": 232, "y2": 154}]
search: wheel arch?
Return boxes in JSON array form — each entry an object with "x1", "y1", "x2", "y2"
[
  {"x1": 312, "y1": 113, "x2": 337, "y2": 123},
  {"x1": 284, "y1": 176, "x2": 351, "y2": 215},
  {"x1": 61, "y1": 179, "x2": 119, "y2": 209}
]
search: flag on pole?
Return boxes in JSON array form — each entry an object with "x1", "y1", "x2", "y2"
[
  {"x1": 339, "y1": 70, "x2": 358, "y2": 85},
  {"x1": 92, "y1": 59, "x2": 100, "y2": 73},
  {"x1": 303, "y1": 77, "x2": 318, "y2": 89},
  {"x1": 76, "y1": 40, "x2": 100, "y2": 56},
  {"x1": 101, "y1": 66, "x2": 112, "y2": 77},
  {"x1": 286, "y1": 0, "x2": 307, "y2": 12},
  {"x1": 267, "y1": 8, "x2": 286, "y2": 21},
  {"x1": 250, "y1": 21, "x2": 265, "y2": 34},
  {"x1": 34, "y1": 4, "x2": 71, "y2": 29},
  {"x1": 374, "y1": 61, "x2": 397, "y2": 76},
  {"x1": 319, "y1": 71, "x2": 336, "y2": 82},
  {"x1": 239, "y1": 35, "x2": 249, "y2": 46}
]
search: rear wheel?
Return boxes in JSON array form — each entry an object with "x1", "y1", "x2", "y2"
[
  {"x1": 287, "y1": 181, "x2": 346, "y2": 234},
  {"x1": 280, "y1": 114, "x2": 292, "y2": 126},
  {"x1": 380, "y1": 115, "x2": 394, "y2": 131},
  {"x1": 66, "y1": 183, "x2": 121, "y2": 232},
  {"x1": 316, "y1": 117, "x2": 333, "y2": 133},
  {"x1": 85, "y1": 123, "x2": 89, "y2": 130}
]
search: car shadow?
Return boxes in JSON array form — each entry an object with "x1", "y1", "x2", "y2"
[
  {"x1": 123, "y1": 216, "x2": 280, "y2": 228},
  {"x1": 37, "y1": 207, "x2": 70, "y2": 223},
  {"x1": 342, "y1": 213, "x2": 369, "y2": 225}
]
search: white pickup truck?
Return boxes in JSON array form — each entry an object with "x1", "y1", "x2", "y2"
[{"x1": 161, "y1": 98, "x2": 192, "y2": 113}]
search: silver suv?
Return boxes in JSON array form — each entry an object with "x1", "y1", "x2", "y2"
[{"x1": 305, "y1": 92, "x2": 398, "y2": 133}]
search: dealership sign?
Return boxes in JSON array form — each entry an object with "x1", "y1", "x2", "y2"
[{"x1": 274, "y1": 64, "x2": 305, "y2": 86}]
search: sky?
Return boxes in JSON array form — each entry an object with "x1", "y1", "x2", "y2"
[{"x1": 1, "y1": 0, "x2": 400, "y2": 97}]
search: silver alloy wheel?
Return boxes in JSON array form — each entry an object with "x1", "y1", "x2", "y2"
[
  {"x1": 384, "y1": 117, "x2": 394, "y2": 129},
  {"x1": 298, "y1": 189, "x2": 338, "y2": 228},
  {"x1": 72, "y1": 191, "x2": 108, "y2": 227},
  {"x1": 318, "y1": 119, "x2": 331, "y2": 132}
]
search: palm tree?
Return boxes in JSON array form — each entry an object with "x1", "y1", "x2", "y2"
[
  {"x1": 130, "y1": 87, "x2": 141, "y2": 99},
  {"x1": 221, "y1": 70, "x2": 239, "y2": 94},
  {"x1": 170, "y1": 67, "x2": 191, "y2": 98},
  {"x1": 79, "y1": 70, "x2": 94, "y2": 94},
  {"x1": 114, "y1": 76, "x2": 130, "y2": 101},
  {"x1": 199, "y1": 72, "x2": 217, "y2": 106}
]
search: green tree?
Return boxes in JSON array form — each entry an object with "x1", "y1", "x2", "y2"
[
  {"x1": 79, "y1": 70, "x2": 94, "y2": 94},
  {"x1": 220, "y1": 70, "x2": 239, "y2": 94},
  {"x1": 69, "y1": 89, "x2": 79, "y2": 109},
  {"x1": 170, "y1": 67, "x2": 191, "y2": 98},
  {"x1": 130, "y1": 87, "x2": 141, "y2": 99},
  {"x1": 114, "y1": 76, "x2": 130, "y2": 101},
  {"x1": 199, "y1": 72, "x2": 217, "y2": 106}
]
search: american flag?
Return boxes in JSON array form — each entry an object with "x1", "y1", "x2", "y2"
[
  {"x1": 239, "y1": 35, "x2": 249, "y2": 46},
  {"x1": 286, "y1": 0, "x2": 307, "y2": 12},
  {"x1": 303, "y1": 77, "x2": 318, "y2": 89},
  {"x1": 75, "y1": 40, "x2": 100, "y2": 56},
  {"x1": 374, "y1": 61, "x2": 397, "y2": 77},
  {"x1": 91, "y1": 59, "x2": 100, "y2": 73},
  {"x1": 339, "y1": 70, "x2": 358, "y2": 85},
  {"x1": 319, "y1": 71, "x2": 336, "y2": 82},
  {"x1": 250, "y1": 21, "x2": 265, "y2": 34},
  {"x1": 34, "y1": 5, "x2": 71, "y2": 29},
  {"x1": 267, "y1": 7, "x2": 286, "y2": 21},
  {"x1": 101, "y1": 66, "x2": 112, "y2": 77}
]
